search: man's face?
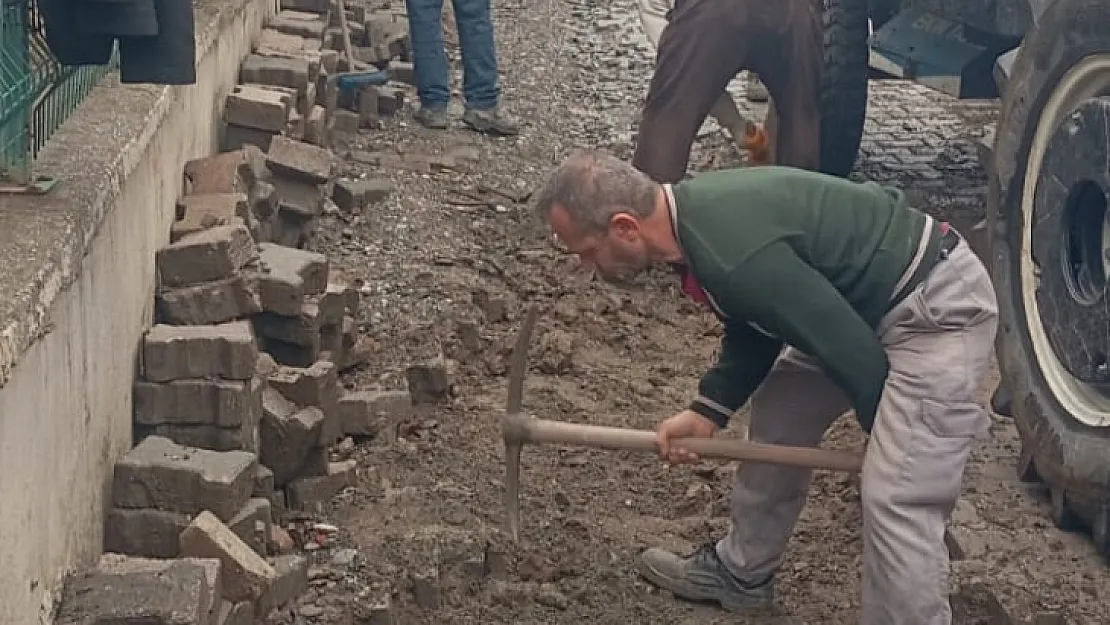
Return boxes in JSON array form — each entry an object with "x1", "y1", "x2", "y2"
[{"x1": 549, "y1": 205, "x2": 650, "y2": 285}]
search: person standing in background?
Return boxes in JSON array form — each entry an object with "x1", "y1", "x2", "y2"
[
  {"x1": 633, "y1": 0, "x2": 823, "y2": 183},
  {"x1": 636, "y1": 0, "x2": 769, "y2": 159},
  {"x1": 637, "y1": 0, "x2": 769, "y2": 103},
  {"x1": 405, "y1": 0, "x2": 519, "y2": 135}
]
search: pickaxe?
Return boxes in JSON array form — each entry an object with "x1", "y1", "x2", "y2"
[{"x1": 502, "y1": 304, "x2": 865, "y2": 541}]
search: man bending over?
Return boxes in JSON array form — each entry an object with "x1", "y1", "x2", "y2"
[{"x1": 532, "y1": 151, "x2": 998, "y2": 625}]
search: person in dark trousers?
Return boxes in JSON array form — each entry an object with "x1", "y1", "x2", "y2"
[
  {"x1": 633, "y1": 0, "x2": 822, "y2": 183},
  {"x1": 38, "y1": 0, "x2": 196, "y2": 85},
  {"x1": 637, "y1": 0, "x2": 769, "y2": 157},
  {"x1": 405, "y1": 0, "x2": 519, "y2": 135},
  {"x1": 533, "y1": 151, "x2": 998, "y2": 624}
]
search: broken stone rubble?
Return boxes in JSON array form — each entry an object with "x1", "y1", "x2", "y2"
[
  {"x1": 332, "y1": 176, "x2": 392, "y2": 212},
  {"x1": 180, "y1": 510, "x2": 278, "y2": 603},
  {"x1": 224, "y1": 2, "x2": 414, "y2": 154}
]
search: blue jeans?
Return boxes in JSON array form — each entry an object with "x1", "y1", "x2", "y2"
[{"x1": 405, "y1": 0, "x2": 501, "y2": 110}]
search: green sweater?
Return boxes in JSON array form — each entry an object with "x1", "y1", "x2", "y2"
[{"x1": 672, "y1": 166, "x2": 941, "y2": 432}]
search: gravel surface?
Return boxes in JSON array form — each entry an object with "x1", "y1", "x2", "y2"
[{"x1": 266, "y1": 0, "x2": 1110, "y2": 623}]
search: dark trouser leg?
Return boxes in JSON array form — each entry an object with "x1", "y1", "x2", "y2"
[
  {"x1": 753, "y1": 0, "x2": 822, "y2": 170},
  {"x1": 631, "y1": 5, "x2": 747, "y2": 183}
]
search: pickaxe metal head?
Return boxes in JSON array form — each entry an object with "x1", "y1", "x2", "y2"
[{"x1": 503, "y1": 304, "x2": 539, "y2": 541}]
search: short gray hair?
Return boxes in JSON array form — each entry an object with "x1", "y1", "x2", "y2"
[{"x1": 533, "y1": 150, "x2": 659, "y2": 235}]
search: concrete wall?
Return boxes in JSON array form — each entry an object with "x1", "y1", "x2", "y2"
[{"x1": 0, "y1": 1, "x2": 276, "y2": 622}]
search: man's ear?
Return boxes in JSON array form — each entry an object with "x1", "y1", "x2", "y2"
[{"x1": 609, "y1": 213, "x2": 640, "y2": 241}]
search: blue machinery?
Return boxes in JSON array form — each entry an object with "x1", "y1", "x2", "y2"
[{"x1": 868, "y1": 6, "x2": 1023, "y2": 99}]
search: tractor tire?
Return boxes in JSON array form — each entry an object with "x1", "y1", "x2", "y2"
[
  {"x1": 819, "y1": 0, "x2": 870, "y2": 178},
  {"x1": 988, "y1": 0, "x2": 1110, "y2": 559}
]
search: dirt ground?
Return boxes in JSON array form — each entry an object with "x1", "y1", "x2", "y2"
[{"x1": 269, "y1": 0, "x2": 1110, "y2": 623}]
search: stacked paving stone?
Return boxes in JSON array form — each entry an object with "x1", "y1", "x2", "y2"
[
  {"x1": 104, "y1": 437, "x2": 267, "y2": 559},
  {"x1": 54, "y1": 5, "x2": 420, "y2": 624},
  {"x1": 143, "y1": 229, "x2": 363, "y2": 507},
  {"x1": 228, "y1": 6, "x2": 335, "y2": 151},
  {"x1": 60, "y1": 436, "x2": 310, "y2": 624},
  {"x1": 140, "y1": 141, "x2": 409, "y2": 504},
  {"x1": 201, "y1": 104, "x2": 394, "y2": 251},
  {"x1": 264, "y1": 134, "x2": 337, "y2": 248},
  {"x1": 177, "y1": 132, "x2": 336, "y2": 252},
  {"x1": 134, "y1": 321, "x2": 264, "y2": 454},
  {"x1": 61, "y1": 150, "x2": 412, "y2": 625},
  {"x1": 71, "y1": 211, "x2": 405, "y2": 624},
  {"x1": 207, "y1": 0, "x2": 403, "y2": 244},
  {"x1": 58, "y1": 8, "x2": 419, "y2": 615},
  {"x1": 223, "y1": 0, "x2": 413, "y2": 151}
]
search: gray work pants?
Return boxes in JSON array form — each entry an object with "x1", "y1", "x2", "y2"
[{"x1": 715, "y1": 239, "x2": 999, "y2": 625}]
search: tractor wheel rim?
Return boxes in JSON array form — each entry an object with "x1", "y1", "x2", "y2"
[{"x1": 1020, "y1": 53, "x2": 1110, "y2": 427}]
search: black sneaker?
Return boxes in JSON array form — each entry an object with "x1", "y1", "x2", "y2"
[{"x1": 637, "y1": 542, "x2": 775, "y2": 614}]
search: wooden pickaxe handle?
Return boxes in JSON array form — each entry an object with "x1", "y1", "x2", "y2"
[
  {"x1": 502, "y1": 413, "x2": 863, "y2": 540},
  {"x1": 500, "y1": 306, "x2": 866, "y2": 541},
  {"x1": 505, "y1": 415, "x2": 863, "y2": 473}
]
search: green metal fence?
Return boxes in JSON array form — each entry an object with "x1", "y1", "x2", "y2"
[{"x1": 0, "y1": 0, "x2": 117, "y2": 190}]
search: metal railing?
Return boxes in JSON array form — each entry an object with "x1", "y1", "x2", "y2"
[{"x1": 0, "y1": 0, "x2": 117, "y2": 190}]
